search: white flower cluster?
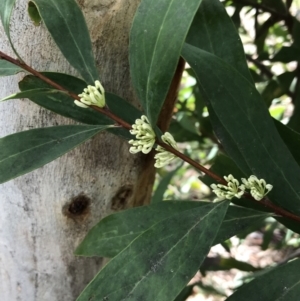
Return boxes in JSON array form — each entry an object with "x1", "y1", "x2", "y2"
[
  {"x1": 74, "y1": 80, "x2": 105, "y2": 108},
  {"x1": 129, "y1": 115, "x2": 178, "y2": 168},
  {"x1": 211, "y1": 174, "x2": 273, "y2": 202},
  {"x1": 211, "y1": 175, "x2": 245, "y2": 201},
  {"x1": 242, "y1": 175, "x2": 273, "y2": 201},
  {"x1": 129, "y1": 115, "x2": 156, "y2": 154},
  {"x1": 154, "y1": 132, "x2": 179, "y2": 168}
]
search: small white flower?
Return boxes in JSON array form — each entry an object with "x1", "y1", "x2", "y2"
[
  {"x1": 128, "y1": 115, "x2": 156, "y2": 154},
  {"x1": 241, "y1": 175, "x2": 273, "y2": 201},
  {"x1": 75, "y1": 80, "x2": 105, "y2": 108},
  {"x1": 210, "y1": 174, "x2": 245, "y2": 201},
  {"x1": 154, "y1": 132, "x2": 179, "y2": 168}
]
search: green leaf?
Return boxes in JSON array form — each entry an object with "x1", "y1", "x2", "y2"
[
  {"x1": 276, "y1": 217, "x2": 300, "y2": 234},
  {"x1": 151, "y1": 164, "x2": 182, "y2": 204},
  {"x1": 0, "y1": 59, "x2": 23, "y2": 76},
  {"x1": 185, "y1": 0, "x2": 253, "y2": 174},
  {"x1": 186, "y1": 0, "x2": 252, "y2": 83},
  {"x1": 174, "y1": 285, "x2": 194, "y2": 301},
  {"x1": 182, "y1": 44, "x2": 300, "y2": 215},
  {"x1": 261, "y1": 72, "x2": 295, "y2": 107},
  {"x1": 77, "y1": 201, "x2": 229, "y2": 301},
  {"x1": 18, "y1": 73, "x2": 141, "y2": 140},
  {"x1": 225, "y1": 259, "x2": 300, "y2": 301},
  {"x1": 18, "y1": 74, "x2": 111, "y2": 124},
  {"x1": 262, "y1": 0, "x2": 286, "y2": 13},
  {"x1": 129, "y1": 0, "x2": 203, "y2": 126},
  {"x1": 201, "y1": 256, "x2": 258, "y2": 272},
  {"x1": 0, "y1": 125, "x2": 111, "y2": 184},
  {"x1": 0, "y1": 88, "x2": 67, "y2": 102},
  {"x1": 272, "y1": 45, "x2": 300, "y2": 63},
  {"x1": 75, "y1": 201, "x2": 269, "y2": 258},
  {"x1": 274, "y1": 120, "x2": 300, "y2": 166},
  {"x1": 31, "y1": 0, "x2": 98, "y2": 84},
  {"x1": 288, "y1": 92, "x2": 300, "y2": 133},
  {"x1": 292, "y1": 19, "x2": 300, "y2": 49},
  {"x1": 169, "y1": 120, "x2": 203, "y2": 143},
  {"x1": 0, "y1": 0, "x2": 21, "y2": 58},
  {"x1": 28, "y1": 1, "x2": 41, "y2": 26}
]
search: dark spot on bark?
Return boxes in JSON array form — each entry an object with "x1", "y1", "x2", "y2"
[
  {"x1": 62, "y1": 193, "x2": 91, "y2": 221},
  {"x1": 111, "y1": 185, "x2": 133, "y2": 210}
]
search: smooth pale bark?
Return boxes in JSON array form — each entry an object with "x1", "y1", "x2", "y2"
[{"x1": 0, "y1": 0, "x2": 157, "y2": 300}]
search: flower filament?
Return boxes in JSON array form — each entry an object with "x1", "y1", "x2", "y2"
[{"x1": 75, "y1": 80, "x2": 105, "y2": 108}]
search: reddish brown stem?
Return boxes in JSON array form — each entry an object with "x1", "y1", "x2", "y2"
[
  {"x1": 159, "y1": 142, "x2": 226, "y2": 184},
  {"x1": 0, "y1": 50, "x2": 132, "y2": 130},
  {"x1": 2, "y1": 50, "x2": 300, "y2": 223}
]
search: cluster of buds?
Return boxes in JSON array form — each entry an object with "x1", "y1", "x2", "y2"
[
  {"x1": 210, "y1": 175, "x2": 245, "y2": 201},
  {"x1": 241, "y1": 175, "x2": 273, "y2": 201},
  {"x1": 211, "y1": 174, "x2": 273, "y2": 202},
  {"x1": 154, "y1": 132, "x2": 178, "y2": 168},
  {"x1": 128, "y1": 115, "x2": 156, "y2": 154},
  {"x1": 74, "y1": 80, "x2": 105, "y2": 108},
  {"x1": 128, "y1": 115, "x2": 178, "y2": 168}
]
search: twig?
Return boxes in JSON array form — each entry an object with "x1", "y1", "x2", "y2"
[{"x1": 2, "y1": 50, "x2": 300, "y2": 223}]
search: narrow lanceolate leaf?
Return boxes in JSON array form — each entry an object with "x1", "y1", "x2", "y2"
[
  {"x1": 75, "y1": 201, "x2": 269, "y2": 258},
  {"x1": 129, "y1": 0, "x2": 203, "y2": 126},
  {"x1": 0, "y1": 59, "x2": 23, "y2": 76},
  {"x1": 18, "y1": 73, "x2": 141, "y2": 140},
  {"x1": 182, "y1": 44, "x2": 300, "y2": 215},
  {"x1": 274, "y1": 120, "x2": 300, "y2": 166},
  {"x1": 31, "y1": 0, "x2": 98, "y2": 84},
  {"x1": 226, "y1": 259, "x2": 300, "y2": 301},
  {"x1": 77, "y1": 201, "x2": 229, "y2": 301},
  {"x1": 186, "y1": 0, "x2": 253, "y2": 84},
  {"x1": 0, "y1": 0, "x2": 21, "y2": 58},
  {"x1": 186, "y1": 0, "x2": 253, "y2": 174},
  {"x1": 0, "y1": 125, "x2": 111, "y2": 184},
  {"x1": 0, "y1": 88, "x2": 67, "y2": 102}
]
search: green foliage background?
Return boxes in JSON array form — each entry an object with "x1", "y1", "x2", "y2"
[{"x1": 1, "y1": 0, "x2": 300, "y2": 300}]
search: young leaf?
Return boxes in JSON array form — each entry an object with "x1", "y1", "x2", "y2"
[
  {"x1": 75, "y1": 201, "x2": 269, "y2": 258},
  {"x1": 0, "y1": 125, "x2": 111, "y2": 184},
  {"x1": 31, "y1": 0, "x2": 98, "y2": 84},
  {"x1": 0, "y1": 0, "x2": 21, "y2": 58},
  {"x1": 182, "y1": 44, "x2": 300, "y2": 215},
  {"x1": 0, "y1": 59, "x2": 23, "y2": 76},
  {"x1": 76, "y1": 201, "x2": 229, "y2": 301},
  {"x1": 226, "y1": 259, "x2": 300, "y2": 301},
  {"x1": 129, "y1": 0, "x2": 203, "y2": 126}
]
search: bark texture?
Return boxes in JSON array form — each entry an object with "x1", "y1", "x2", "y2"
[{"x1": 0, "y1": 0, "x2": 157, "y2": 300}]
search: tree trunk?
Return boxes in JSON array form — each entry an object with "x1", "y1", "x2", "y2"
[{"x1": 0, "y1": 0, "x2": 156, "y2": 300}]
